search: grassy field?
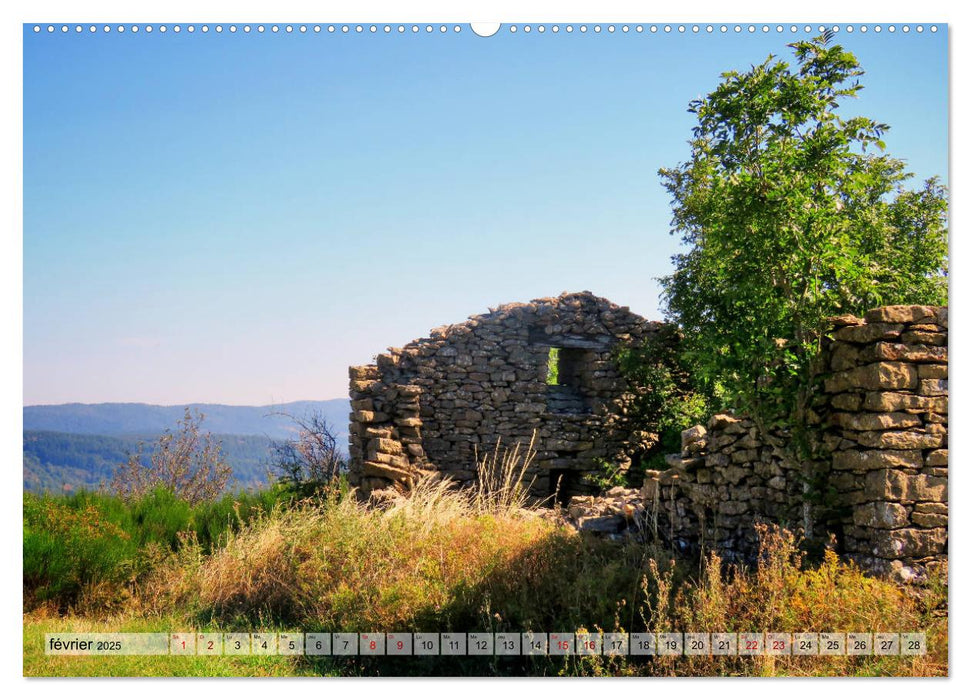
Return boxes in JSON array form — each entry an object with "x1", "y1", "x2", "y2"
[{"x1": 23, "y1": 476, "x2": 948, "y2": 677}]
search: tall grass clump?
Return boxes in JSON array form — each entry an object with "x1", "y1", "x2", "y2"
[
  {"x1": 473, "y1": 433, "x2": 538, "y2": 513},
  {"x1": 164, "y1": 474, "x2": 557, "y2": 630}
]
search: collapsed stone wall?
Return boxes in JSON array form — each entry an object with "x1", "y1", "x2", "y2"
[
  {"x1": 652, "y1": 305, "x2": 948, "y2": 580},
  {"x1": 348, "y1": 292, "x2": 663, "y2": 499}
]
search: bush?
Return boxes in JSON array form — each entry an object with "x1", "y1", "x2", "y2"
[{"x1": 23, "y1": 486, "x2": 292, "y2": 612}]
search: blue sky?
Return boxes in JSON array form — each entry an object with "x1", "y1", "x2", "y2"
[{"x1": 23, "y1": 24, "x2": 949, "y2": 405}]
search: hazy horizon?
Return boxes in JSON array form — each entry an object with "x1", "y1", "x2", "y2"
[{"x1": 24, "y1": 25, "x2": 948, "y2": 405}]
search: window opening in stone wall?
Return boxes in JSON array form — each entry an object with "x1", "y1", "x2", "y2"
[
  {"x1": 546, "y1": 346, "x2": 592, "y2": 414},
  {"x1": 557, "y1": 347, "x2": 587, "y2": 389},
  {"x1": 547, "y1": 347, "x2": 589, "y2": 389}
]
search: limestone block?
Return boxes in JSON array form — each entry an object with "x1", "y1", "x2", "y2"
[
  {"x1": 872, "y1": 527, "x2": 946, "y2": 559},
  {"x1": 834, "y1": 450, "x2": 922, "y2": 472},
  {"x1": 824, "y1": 362, "x2": 917, "y2": 393},
  {"x1": 864, "y1": 305, "x2": 938, "y2": 324},
  {"x1": 831, "y1": 412, "x2": 920, "y2": 431},
  {"x1": 853, "y1": 501, "x2": 909, "y2": 529},
  {"x1": 832, "y1": 323, "x2": 903, "y2": 344}
]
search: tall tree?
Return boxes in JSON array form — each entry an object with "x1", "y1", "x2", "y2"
[{"x1": 659, "y1": 33, "x2": 948, "y2": 530}]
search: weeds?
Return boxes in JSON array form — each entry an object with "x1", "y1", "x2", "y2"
[
  {"x1": 473, "y1": 433, "x2": 538, "y2": 513},
  {"x1": 24, "y1": 481, "x2": 947, "y2": 677}
]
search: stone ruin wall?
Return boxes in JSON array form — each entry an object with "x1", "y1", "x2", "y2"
[
  {"x1": 348, "y1": 292, "x2": 663, "y2": 499},
  {"x1": 653, "y1": 305, "x2": 948, "y2": 580}
]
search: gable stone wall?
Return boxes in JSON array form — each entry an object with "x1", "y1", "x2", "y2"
[{"x1": 347, "y1": 292, "x2": 662, "y2": 499}]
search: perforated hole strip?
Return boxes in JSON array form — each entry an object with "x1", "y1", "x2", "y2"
[{"x1": 30, "y1": 23, "x2": 939, "y2": 36}]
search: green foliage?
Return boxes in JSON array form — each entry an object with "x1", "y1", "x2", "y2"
[
  {"x1": 546, "y1": 347, "x2": 560, "y2": 385},
  {"x1": 24, "y1": 502, "x2": 947, "y2": 677},
  {"x1": 23, "y1": 487, "x2": 290, "y2": 610},
  {"x1": 589, "y1": 458, "x2": 635, "y2": 490},
  {"x1": 616, "y1": 325, "x2": 715, "y2": 470},
  {"x1": 659, "y1": 33, "x2": 948, "y2": 439}
]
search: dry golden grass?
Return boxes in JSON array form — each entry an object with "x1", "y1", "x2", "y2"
[
  {"x1": 473, "y1": 433, "x2": 539, "y2": 513},
  {"x1": 142, "y1": 473, "x2": 554, "y2": 631},
  {"x1": 31, "y1": 451, "x2": 946, "y2": 677}
]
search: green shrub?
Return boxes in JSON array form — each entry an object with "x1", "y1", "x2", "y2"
[{"x1": 23, "y1": 486, "x2": 293, "y2": 611}]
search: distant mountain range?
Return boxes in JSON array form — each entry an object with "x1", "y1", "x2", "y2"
[
  {"x1": 23, "y1": 400, "x2": 350, "y2": 494},
  {"x1": 24, "y1": 400, "x2": 350, "y2": 440}
]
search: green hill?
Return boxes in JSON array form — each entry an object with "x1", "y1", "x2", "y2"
[{"x1": 23, "y1": 430, "x2": 276, "y2": 494}]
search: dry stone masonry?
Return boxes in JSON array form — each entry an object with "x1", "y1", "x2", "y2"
[
  {"x1": 348, "y1": 292, "x2": 662, "y2": 500},
  {"x1": 655, "y1": 305, "x2": 948, "y2": 581},
  {"x1": 348, "y1": 296, "x2": 947, "y2": 580}
]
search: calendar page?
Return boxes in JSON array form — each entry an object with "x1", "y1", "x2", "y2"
[{"x1": 19, "y1": 2, "x2": 950, "y2": 683}]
